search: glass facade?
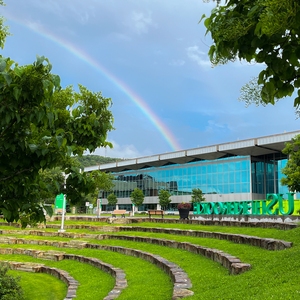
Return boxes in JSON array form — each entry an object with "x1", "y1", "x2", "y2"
[
  {"x1": 105, "y1": 156, "x2": 251, "y2": 198},
  {"x1": 251, "y1": 153, "x2": 289, "y2": 195},
  {"x1": 104, "y1": 154, "x2": 290, "y2": 203}
]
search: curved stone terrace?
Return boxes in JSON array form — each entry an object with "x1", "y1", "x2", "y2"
[
  {"x1": 0, "y1": 248, "x2": 127, "y2": 300},
  {"x1": 0, "y1": 238, "x2": 193, "y2": 299},
  {"x1": 50, "y1": 216, "x2": 298, "y2": 230}
]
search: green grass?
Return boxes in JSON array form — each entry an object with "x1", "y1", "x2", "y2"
[
  {"x1": 94, "y1": 235, "x2": 300, "y2": 299},
  {"x1": 3, "y1": 254, "x2": 115, "y2": 300},
  {"x1": 8, "y1": 270, "x2": 67, "y2": 300},
  {"x1": 0, "y1": 243, "x2": 173, "y2": 300},
  {"x1": 1, "y1": 219, "x2": 300, "y2": 299}
]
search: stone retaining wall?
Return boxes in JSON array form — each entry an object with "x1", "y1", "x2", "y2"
[
  {"x1": 2, "y1": 260, "x2": 78, "y2": 300},
  {"x1": 61, "y1": 254, "x2": 127, "y2": 300},
  {"x1": 0, "y1": 230, "x2": 252, "y2": 275},
  {"x1": 0, "y1": 225, "x2": 292, "y2": 251},
  {"x1": 85, "y1": 244, "x2": 194, "y2": 299},
  {"x1": 118, "y1": 226, "x2": 293, "y2": 250},
  {"x1": 1, "y1": 217, "x2": 298, "y2": 231},
  {"x1": 0, "y1": 248, "x2": 127, "y2": 300},
  {"x1": 99, "y1": 234, "x2": 251, "y2": 275},
  {"x1": 0, "y1": 239, "x2": 192, "y2": 299},
  {"x1": 146, "y1": 218, "x2": 298, "y2": 230}
]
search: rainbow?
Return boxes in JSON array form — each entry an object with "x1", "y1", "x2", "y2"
[{"x1": 3, "y1": 14, "x2": 182, "y2": 152}]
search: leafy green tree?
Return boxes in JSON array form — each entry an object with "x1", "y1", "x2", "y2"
[
  {"x1": 191, "y1": 188, "x2": 205, "y2": 203},
  {"x1": 90, "y1": 171, "x2": 115, "y2": 203},
  {"x1": 0, "y1": 1, "x2": 9, "y2": 49},
  {"x1": 130, "y1": 188, "x2": 144, "y2": 208},
  {"x1": 0, "y1": 263, "x2": 24, "y2": 300},
  {"x1": 281, "y1": 135, "x2": 300, "y2": 192},
  {"x1": 158, "y1": 189, "x2": 172, "y2": 210},
  {"x1": 0, "y1": 3, "x2": 114, "y2": 227},
  {"x1": 63, "y1": 170, "x2": 114, "y2": 212},
  {"x1": 107, "y1": 193, "x2": 118, "y2": 208},
  {"x1": 202, "y1": 0, "x2": 300, "y2": 111},
  {"x1": 39, "y1": 167, "x2": 65, "y2": 204}
]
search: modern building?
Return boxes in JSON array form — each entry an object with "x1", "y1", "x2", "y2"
[{"x1": 85, "y1": 131, "x2": 300, "y2": 211}]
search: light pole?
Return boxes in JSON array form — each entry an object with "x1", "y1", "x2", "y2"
[
  {"x1": 58, "y1": 172, "x2": 67, "y2": 233},
  {"x1": 97, "y1": 190, "x2": 103, "y2": 218}
]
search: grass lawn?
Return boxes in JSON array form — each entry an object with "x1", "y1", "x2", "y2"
[
  {"x1": 9, "y1": 270, "x2": 67, "y2": 300},
  {"x1": 0, "y1": 218, "x2": 299, "y2": 299}
]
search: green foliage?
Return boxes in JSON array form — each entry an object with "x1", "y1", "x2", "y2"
[
  {"x1": 239, "y1": 77, "x2": 278, "y2": 107},
  {"x1": 107, "y1": 193, "x2": 118, "y2": 207},
  {"x1": 74, "y1": 155, "x2": 123, "y2": 169},
  {"x1": 0, "y1": 263, "x2": 24, "y2": 300},
  {"x1": 38, "y1": 167, "x2": 65, "y2": 204},
  {"x1": 202, "y1": 0, "x2": 300, "y2": 110},
  {"x1": 0, "y1": 1, "x2": 9, "y2": 49},
  {"x1": 191, "y1": 188, "x2": 205, "y2": 203},
  {"x1": 130, "y1": 188, "x2": 145, "y2": 207},
  {"x1": 90, "y1": 171, "x2": 115, "y2": 199},
  {"x1": 0, "y1": 17, "x2": 114, "y2": 226},
  {"x1": 73, "y1": 171, "x2": 114, "y2": 209},
  {"x1": 158, "y1": 190, "x2": 172, "y2": 209},
  {"x1": 281, "y1": 135, "x2": 300, "y2": 192}
]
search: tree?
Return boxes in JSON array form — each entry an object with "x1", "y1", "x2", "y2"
[
  {"x1": 0, "y1": 1, "x2": 9, "y2": 49},
  {"x1": 107, "y1": 193, "x2": 118, "y2": 208},
  {"x1": 38, "y1": 167, "x2": 65, "y2": 204},
  {"x1": 281, "y1": 135, "x2": 300, "y2": 192},
  {"x1": 130, "y1": 188, "x2": 144, "y2": 208},
  {"x1": 0, "y1": 3, "x2": 114, "y2": 227},
  {"x1": 191, "y1": 188, "x2": 205, "y2": 203},
  {"x1": 202, "y1": 0, "x2": 300, "y2": 111},
  {"x1": 83, "y1": 171, "x2": 115, "y2": 206},
  {"x1": 0, "y1": 263, "x2": 24, "y2": 300},
  {"x1": 63, "y1": 169, "x2": 114, "y2": 214},
  {"x1": 158, "y1": 189, "x2": 172, "y2": 210}
]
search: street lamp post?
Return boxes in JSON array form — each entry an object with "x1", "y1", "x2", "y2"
[
  {"x1": 97, "y1": 190, "x2": 103, "y2": 218},
  {"x1": 58, "y1": 173, "x2": 67, "y2": 233}
]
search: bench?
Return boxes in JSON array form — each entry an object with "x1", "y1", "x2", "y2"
[
  {"x1": 111, "y1": 210, "x2": 127, "y2": 218},
  {"x1": 148, "y1": 210, "x2": 164, "y2": 219}
]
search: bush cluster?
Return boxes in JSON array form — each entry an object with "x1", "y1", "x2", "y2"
[{"x1": 0, "y1": 263, "x2": 24, "y2": 300}]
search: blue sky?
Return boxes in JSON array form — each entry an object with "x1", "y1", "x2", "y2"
[{"x1": 0, "y1": 0, "x2": 299, "y2": 158}]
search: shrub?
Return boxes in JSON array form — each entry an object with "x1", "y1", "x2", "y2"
[
  {"x1": 0, "y1": 263, "x2": 24, "y2": 300},
  {"x1": 177, "y1": 202, "x2": 192, "y2": 210}
]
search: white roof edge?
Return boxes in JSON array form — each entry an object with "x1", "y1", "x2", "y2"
[{"x1": 84, "y1": 130, "x2": 300, "y2": 172}]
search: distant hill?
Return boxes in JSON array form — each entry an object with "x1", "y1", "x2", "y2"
[{"x1": 75, "y1": 155, "x2": 124, "y2": 168}]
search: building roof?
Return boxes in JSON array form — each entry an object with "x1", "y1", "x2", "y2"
[{"x1": 84, "y1": 131, "x2": 300, "y2": 173}]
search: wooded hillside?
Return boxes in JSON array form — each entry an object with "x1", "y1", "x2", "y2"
[{"x1": 75, "y1": 155, "x2": 124, "y2": 168}]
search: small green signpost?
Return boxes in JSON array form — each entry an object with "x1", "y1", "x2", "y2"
[
  {"x1": 55, "y1": 193, "x2": 66, "y2": 214},
  {"x1": 55, "y1": 193, "x2": 67, "y2": 232}
]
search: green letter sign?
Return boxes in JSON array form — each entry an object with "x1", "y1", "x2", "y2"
[{"x1": 193, "y1": 193, "x2": 294, "y2": 216}]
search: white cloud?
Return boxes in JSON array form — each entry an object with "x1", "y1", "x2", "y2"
[
  {"x1": 28, "y1": 0, "x2": 97, "y2": 25},
  {"x1": 89, "y1": 141, "x2": 152, "y2": 159},
  {"x1": 129, "y1": 11, "x2": 156, "y2": 34},
  {"x1": 186, "y1": 45, "x2": 212, "y2": 67},
  {"x1": 30, "y1": 0, "x2": 64, "y2": 16},
  {"x1": 4, "y1": 0, "x2": 299, "y2": 158}
]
